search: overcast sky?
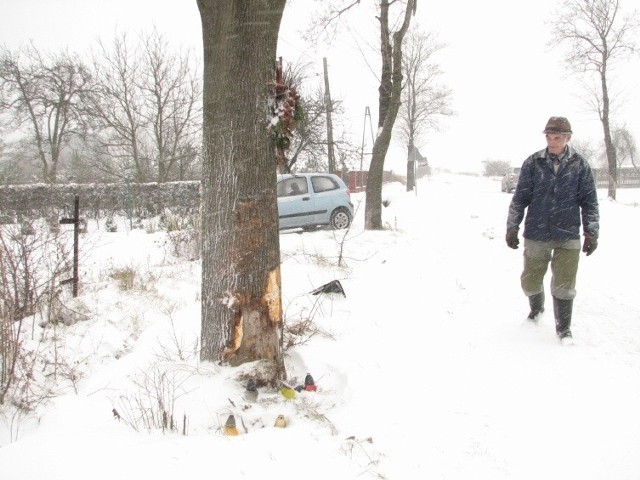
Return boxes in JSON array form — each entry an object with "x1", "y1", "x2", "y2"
[{"x1": 1, "y1": 0, "x2": 639, "y2": 173}]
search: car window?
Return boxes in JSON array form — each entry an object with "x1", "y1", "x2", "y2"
[
  {"x1": 311, "y1": 176, "x2": 339, "y2": 193},
  {"x1": 277, "y1": 178, "x2": 308, "y2": 197}
]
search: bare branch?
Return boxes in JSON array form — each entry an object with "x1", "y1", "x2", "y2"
[{"x1": 548, "y1": 0, "x2": 639, "y2": 199}]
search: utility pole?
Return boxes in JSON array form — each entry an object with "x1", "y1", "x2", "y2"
[
  {"x1": 360, "y1": 106, "x2": 375, "y2": 171},
  {"x1": 323, "y1": 57, "x2": 336, "y2": 173}
]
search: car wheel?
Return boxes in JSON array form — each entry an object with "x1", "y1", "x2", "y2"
[{"x1": 330, "y1": 208, "x2": 351, "y2": 230}]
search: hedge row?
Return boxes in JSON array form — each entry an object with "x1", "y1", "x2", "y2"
[{"x1": 0, "y1": 181, "x2": 201, "y2": 221}]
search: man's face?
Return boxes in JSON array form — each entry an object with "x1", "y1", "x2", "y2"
[{"x1": 546, "y1": 133, "x2": 571, "y2": 156}]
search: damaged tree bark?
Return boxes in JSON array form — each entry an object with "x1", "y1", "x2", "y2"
[{"x1": 197, "y1": 0, "x2": 286, "y2": 375}]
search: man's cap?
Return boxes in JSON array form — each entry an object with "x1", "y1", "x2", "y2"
[{"x1": 543, "y1": 116, "x2": 572, "y2": 134}]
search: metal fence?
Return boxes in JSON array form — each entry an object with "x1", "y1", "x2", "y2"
[{"x1": 593, "y1": 168, "x2": 640, "y2": 188}]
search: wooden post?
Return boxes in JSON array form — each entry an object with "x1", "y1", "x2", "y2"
[
  {"x1": 323, "y1": 57, "x2": 336, "y2": 174},
  {"x1": 60, "y1": 195, "x2": 80, "y2": 297}
]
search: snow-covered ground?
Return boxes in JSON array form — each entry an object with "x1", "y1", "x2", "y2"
[{"x1": 1, "y1": 173, "x2": 639, "y2": 479}]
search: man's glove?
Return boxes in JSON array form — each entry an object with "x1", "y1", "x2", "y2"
[
  {"x1": 582, "y1": 235, "x2": 598, "y2": 256},
  {"x1": 506, "y1": 228, "x2": 519, "y2": 249}
]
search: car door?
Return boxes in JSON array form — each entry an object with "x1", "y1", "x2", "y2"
[
  {"x1": 309, "y1": 175, "x2": 342, "y2": 224},
  {"x1": 276, "y1": 176, "x2": 317, "y2": 229}
]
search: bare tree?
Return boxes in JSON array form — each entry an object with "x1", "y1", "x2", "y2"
[
  {"x1": 571, "y1": 137, "x2": 600, "y2": 167},
  {"x1": 304, "y1": 0, "x2": 417, "y2": 225},
  {"x1": 365, "y1": 0, "x2": 416, "y2": 229},
  {"x1": 612, "y1": 126, "x2": 637, "y2": 169},
  {"x1": 284, "y1": 85, "x2": 326, "y2": 172},
  {"x1": 283, "y1": 84, "x2": 357, "y2": 173},
  {"x1": 0, "y1": 44, "x2": 92, "y2": 183},
  {"x1": 397, "y1": 27, "x2": 453, "y2": 191},
  {"x1": 197, "y1": 0, "x2": 286, "y2": 377},
  {"x1": 272, "y1": 59, "x2": 359, "y2": 173},
  {"x1": 0, "y1": 135, "x2": 10, "y2": 184},
  {"x1": 0, "y1": 220, "x2": 72, "y2": 406},
  {"x1": 88, "y1": 34, "x2": 147, "y2": 182},
  {"x1": 483, "y1": 159, "x2": 511, "y2": 177},
  {"x1": 138, "y1": 30, "x2": 202, "y2": 182},
  {"x1": 89, "y1": 31, "x2": 201, "y2": 183},
  {"x1": 549, "y1": 0, "x2": 639, "y2": 199}
]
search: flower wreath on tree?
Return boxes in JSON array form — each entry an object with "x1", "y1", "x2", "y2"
[{"x1": 270, "y1": 57, "x2": 303, "y2": 173}]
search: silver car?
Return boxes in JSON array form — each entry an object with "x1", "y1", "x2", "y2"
[
  {"x1": 277, "y1": 173, "x2": 354, "y2": 230},
  {"x1": 501, "y1": 167, "x2": 521, "y2": 193}
]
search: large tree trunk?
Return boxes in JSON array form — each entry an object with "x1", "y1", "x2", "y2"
[
  {"x1": 365, "y1": 0, "x2": 415, "y2": 229},
  {"x1": 377, "y1": 0, "x2": 392, "y2": 129},
  {"x1": 197, "y1": 0, "x2": 286, "y2": 375},
  {"x1": 0, "y1": 48, "x2": 91, "y2": 184},
  {"x1": 406, "y1": 141, "x2": 416, "y2": 192}
]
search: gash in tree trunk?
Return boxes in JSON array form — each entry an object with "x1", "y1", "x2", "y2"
[{"x1": 197, "y1": 0, "x2": 286, "y2": 375}]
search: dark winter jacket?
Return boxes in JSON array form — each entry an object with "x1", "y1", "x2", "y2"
[{"x1": 507, "y1": 146, "x2": 599, "y2": 241}]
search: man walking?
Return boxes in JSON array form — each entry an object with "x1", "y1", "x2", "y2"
[{"x1": 505, "y1": 116, "x2": 600, "y2": 344}]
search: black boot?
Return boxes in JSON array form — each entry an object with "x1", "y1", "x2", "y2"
[
  {"x1": 553, "y1": 296, "x2": 573, "y2": 340},
  {"x1": 527, "y1": 292, "x2": 545, "y2": 322}
]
